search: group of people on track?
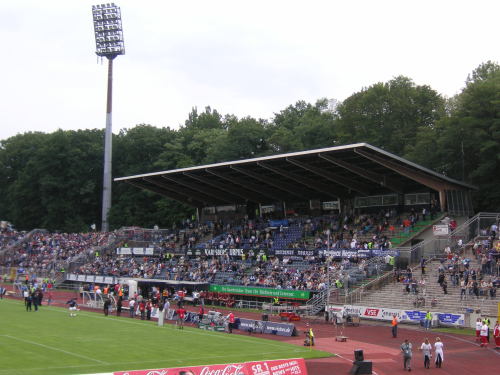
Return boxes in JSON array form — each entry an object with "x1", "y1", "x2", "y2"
[{"x1": 400, "y1": 337, "x2": 444, "y2": 372}]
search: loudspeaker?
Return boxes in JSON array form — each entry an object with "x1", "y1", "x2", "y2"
[
  {"x1": 354, "y1": 349, "x2": 364, "y2": 362},
  {"x1": 349, "y1": 361, "x2": 372, "y2": 375}
]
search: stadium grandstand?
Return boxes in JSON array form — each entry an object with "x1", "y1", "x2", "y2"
[{"x1": 1, "y1": 143, "x2": 498, "y2": 329}]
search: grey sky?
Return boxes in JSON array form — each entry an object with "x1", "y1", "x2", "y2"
[{"x1": 0, "y1": 0, "x2": 499, "y2": 141}]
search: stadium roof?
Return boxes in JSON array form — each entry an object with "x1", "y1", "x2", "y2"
[{"x1": 115, "y1": 143, "x2": 476, "y2": 207}]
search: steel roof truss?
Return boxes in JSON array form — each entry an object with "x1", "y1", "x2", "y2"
[
  {"x1": 161, "y1": 176, "x2": 234, "y2": 204},
  {"x1": 285, "y1": 157, "x2": 371, "y2": 196},
  {"x1": 231, "y1": 166, "x2": 306, "y2": 199},
  {"x1": 205, "y1": 169, "x2": 285, "y2": 202},
  {"x1": 354, "y1": 149, "x2": 456, "y2": 191},
  {"x1": 182, "y1": 172, "x2": 262, "y2": 203},
  {"x1": 318, "y1": 153, "x2": 404, "y2": 193},
  {"x1": 126, "y1": 180, "x2": 203, "y2": 207},
  {"x1": 257, "y1": 162, "x2": 340, "y2": 198}
]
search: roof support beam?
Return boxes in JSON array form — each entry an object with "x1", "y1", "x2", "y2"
[
  {"x1": 257, "y1": 162, "x2": 341, "y2": 198},
  {"x1": 161, "y1": 176, "x2": 235, "y2": 204},
  {"x1": 205, "y1": 169, "x2": 283, "y2": 202},
  {"x1": 144, "y1": 177, "x2": 218, "y2": 205},
  {"x1": 318, "y1": 153, "x2": 404, "y2": 194},
  {"x1": 286, "y1": 157, "x2": 371, "y2": 196},
  {"x1": 182, "y1": 172, "x2": 262, "y2": 203},
  {"x1": 353, "y1": 148, "x2": 456, "y2": 191},
  {"x1": 231, "y1": 166, "x2": 307, "y2": 199},
  {"x1": 126, "y1": 180, "x2": 202, "y2": 207}
]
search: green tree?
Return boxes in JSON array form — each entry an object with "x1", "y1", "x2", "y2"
[
  {"x1": 434, "y1": 62, "x2": 500, "y2": 210},
  {"x1": 335, "y1": 76, "x2": 446, "y2": 156}
]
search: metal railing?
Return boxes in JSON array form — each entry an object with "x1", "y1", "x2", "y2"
[{"x1": 341, "y1": 212, "x2": 500, "y2": 307}]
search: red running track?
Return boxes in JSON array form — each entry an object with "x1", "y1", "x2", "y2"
[{"x1": 2, "y1": 284, "x2": 499, "y2": 375}]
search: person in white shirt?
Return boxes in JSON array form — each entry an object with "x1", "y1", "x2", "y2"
[
  {"x1": 419, "y1": 338, "x2": 432, "y2": 369},
  {"x1": 480, "y1": 323, "x2": 489, "y2": 347},
  {"x1": 434, "y1": 337, "x2": 444, "y2": 367},
  {"x1": 129, "y1": 299, "x2": 136, "y2": 318},
  {"x1": 475, "y1": 318, "x2": 483, "y2": 342}
]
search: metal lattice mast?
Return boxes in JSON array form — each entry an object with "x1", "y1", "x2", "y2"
[{"x1": 92, "y1": 3, "x2": 125, "y2": 231}]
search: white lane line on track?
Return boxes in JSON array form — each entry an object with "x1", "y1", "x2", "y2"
[
  {"x1": 334, "y1": 353, "x2": 379, "y2": 375},
  {"x1": 435, "y1": 331, "x2": 500, "y2": 356},
  {"x1": 359, "y1": 321, "x2": 500, "y2": 357},
  {"x1": 0, "y1": 334, "x2": 108, "y2": 364}
]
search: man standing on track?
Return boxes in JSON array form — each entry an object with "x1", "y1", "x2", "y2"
[
  {"x1": 103, "y1": 297, "x2": 111, "y2": 316},
  {"x1": 424, "y1": 311, "x2": 432, "y2": 330},
  {"x1": 493, "y1": 321, "x2": 500, "y2": 349},
  {"x1": 129, "y1": 298, "x2": 136, "y2": 318},
  {"x1": 480, "y1": 321, "x2": 489, "y2": 347},
  {"x1": 400, "y1": 339, "x2": 413, "y2": 371},
  {"x1": 391, "y1": 315, "x2": 398, "y2": 338},
  {"x1": 227, "y1": 311, "x2": 235, "y2": 333},
  {"x1": 176, "y1": 306, "x2": 186, "y2": 329}
]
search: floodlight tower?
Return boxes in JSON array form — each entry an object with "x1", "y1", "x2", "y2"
[{"x1": 92, "y1": 3, "x2": 125, "y2": 232}]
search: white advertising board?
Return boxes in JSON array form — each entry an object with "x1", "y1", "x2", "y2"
[{"x1": 433, "y1": 224, "x2": 449, "y2": 236}]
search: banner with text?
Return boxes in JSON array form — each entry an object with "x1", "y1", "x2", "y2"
[
  {"x1": 113, "y1": 358, "x2": 308, "y2": 375},
  {"x1": 209, "y1": 284, "x2": 310, "y2": 300},
  {"x1": 341, "y1": 305, "x2": 465, "y2": 326}
]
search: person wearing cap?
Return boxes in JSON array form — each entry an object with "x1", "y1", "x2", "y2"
[{"x1": 401, "y1": 339, "x2": 413, "y2": 371}]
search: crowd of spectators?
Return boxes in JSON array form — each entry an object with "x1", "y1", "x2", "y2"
[
  {"x1": 0, "y1": 222, "x2": 23, "y2": 249},
  {"x1": 192, "y1": 209, "x2": 428, "y2": 254},
  {"x1": 3, "y1": 231, "x2": 112, "y2": 276},
  {"x1": 75, "y1": 249, "x2": 378, "y2": 293}
]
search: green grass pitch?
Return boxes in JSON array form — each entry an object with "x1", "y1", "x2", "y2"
[{"x1": 0, "y1": 299, "x2": 331, "y2": 375}]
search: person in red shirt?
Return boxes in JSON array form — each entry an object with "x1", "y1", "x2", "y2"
[
  {"x1": 227, "y1": 312, "x2": 235, "y2": 333},
  {"x1": 198, "y1": 305, "x2": 205, "y2": 322},
  {"x1": 177, "y1": 307, "x2": 186, "y2": 329},
  {"x1": 493, "y1": 322, "x2": 500, "y2": 349},
  {"x1": 139, "y1": 301, "x2": 146, "y2": 320},
  {"x1": 146, "y1": 300, "x2": 152, "y2": 320}
]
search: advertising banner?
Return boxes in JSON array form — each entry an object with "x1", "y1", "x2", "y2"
[
  {"x1": 235, "y1": 318, "x2": 296, "y2": 337},
  {"x1": 113, "y1": 358, "x2": 308, "y2": 375},
  {"x1": 262, "y1": 321, "x2": 296, "y2": 337},
  {"x1": 341, "y1": 305, "x2": 465, "y2": 326},
  {"x1": 188, "y1": 247, "x2": 397, "y2": 259},
  {"x1": 187, "y1": 248, "x2": 267, "y2": 258},
  {"x1": 273, "y1": 249, "x2": 316, "y2": 257},
  {"x1": 433, "y1": 225, "x2": 449, "y2": 236},
  {"x1": 237, "y1": 318, "x2": 266, "y2": 334},
  {"x1": 209, "y1": 284, "x2": 310, "y2": 300}
]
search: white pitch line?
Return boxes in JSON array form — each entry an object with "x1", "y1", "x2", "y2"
[
  {"x1": 0, "y1": 334, "x2": 108, "y2": 364},
  {"x1": 2, "y1": 299, "x2": 297, "y2": 350},
  {"x1": 0, "y1": 347, "x2": 310, "y2": 374}
]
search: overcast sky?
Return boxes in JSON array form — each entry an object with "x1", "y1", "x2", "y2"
[{"x1": 0, "y1": 0, "x2": 499, "y2": 141}]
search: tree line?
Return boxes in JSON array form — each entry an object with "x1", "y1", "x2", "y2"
[{"x1": 1, "y1": 62, "x2": 498, "y2": 232}]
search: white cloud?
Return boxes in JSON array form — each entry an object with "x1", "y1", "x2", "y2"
[{"x1": 0, "y1": 0, "x2": 499, "y2": 140}]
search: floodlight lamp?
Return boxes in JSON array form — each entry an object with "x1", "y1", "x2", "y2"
[{"x1": 92, "y1": 3, "x2": 125, "y2": 58}]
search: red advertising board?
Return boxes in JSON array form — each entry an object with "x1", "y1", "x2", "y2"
[
  {"x1": 363, "y1": 308, "x2": 379, "y2": 317},
  {"x1": 113, "y1": 358, "x2": 308, "y2": 375}
]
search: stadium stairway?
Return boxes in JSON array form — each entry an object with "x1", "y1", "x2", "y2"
[{"x1": 344, "y1": 255, "x2": 499, "y2": 316}]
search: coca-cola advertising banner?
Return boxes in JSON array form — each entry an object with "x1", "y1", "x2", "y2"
[{"x1": 113, "y1": 358, "x2": 308, "y2": 375}]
